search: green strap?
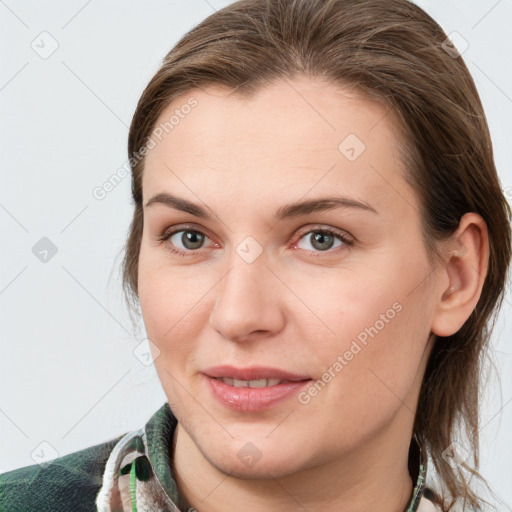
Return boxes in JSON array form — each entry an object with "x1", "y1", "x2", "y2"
[{"x1": 130, "y1": 460, "x2": 138, "y2": 512}]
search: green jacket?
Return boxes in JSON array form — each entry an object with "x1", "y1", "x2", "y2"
[{"x1": 0, "y1": 402, "x2": 442, "y2": 511}]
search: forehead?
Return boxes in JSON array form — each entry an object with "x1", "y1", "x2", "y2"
[{"x1": 142, "y1": 77, "x2": 415, "y2": 218}]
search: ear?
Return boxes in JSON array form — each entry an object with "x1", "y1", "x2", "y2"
[{"x1": 431, "y1": 212, "x2": 489, "y2": 337}]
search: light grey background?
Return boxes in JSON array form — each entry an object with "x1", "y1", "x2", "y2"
[{"x1": 1, "y1": 0, "x2": 511, "y2": 507}]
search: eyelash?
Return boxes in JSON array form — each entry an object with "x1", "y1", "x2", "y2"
[{"x1": 156, "y1": 223, "x2": 354, "y2": 258}]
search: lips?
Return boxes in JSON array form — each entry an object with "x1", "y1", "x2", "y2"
[
  {"x1": 202, "y1": 365, "x2": 312, "y2": 412},
  {"x1": 214, "y1": 377, "x2": 283, "y2": 388},
  {"x1": 203, "y1": 364, "x2": 311, "y2": 382}
]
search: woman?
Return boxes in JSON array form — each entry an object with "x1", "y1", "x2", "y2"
[{"x1": 1, "y1": 0, "x2": 510, "y2": 511}]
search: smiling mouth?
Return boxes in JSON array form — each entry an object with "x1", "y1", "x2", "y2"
[
  {"x1": 206, "y1": 374, "x2": 312, "y2": 412},
  {"x1": 203, "y1": 364, "x2": 312, "y2": 383},
  {"x1": 213, "y1": 377, "x2": 290, "y2": 388}
]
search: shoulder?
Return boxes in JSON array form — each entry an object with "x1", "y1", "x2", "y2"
[{"x1": 0, "y1": 434, "x2": 125, "y2": 512}]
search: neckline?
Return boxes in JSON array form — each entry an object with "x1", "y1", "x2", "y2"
[{"x1": 144, "y1": 401, "x2": 433, "y2": 512}]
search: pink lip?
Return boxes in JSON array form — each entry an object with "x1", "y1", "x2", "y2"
[
  {"x1": 203, "y1": 365, "x2": 311, "y2": 381},
  {"x1": 203, "y1": 365, "x2": 312, "y2": 412}
]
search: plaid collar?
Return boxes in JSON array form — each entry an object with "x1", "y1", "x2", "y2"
[{"x1": 95, "y1": 402, "x2": 440, "y2": 511}]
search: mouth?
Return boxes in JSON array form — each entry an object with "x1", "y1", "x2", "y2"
[
  {"x1": 211, "y1": 377, "x2": 294, "y2": 388},
  {"x1": 203, "y1": 365, "x2": 312, "y2": 412},
  {"x1": 203, "y1": 364, "x2": 311, "y2": 381}
]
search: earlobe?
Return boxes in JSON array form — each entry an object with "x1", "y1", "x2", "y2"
[{"x1": 431, "y1": 213, "x2": 489, "y2": 337}]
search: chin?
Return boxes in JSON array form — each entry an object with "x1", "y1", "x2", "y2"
[
  {"x1": 208, "y1": 450, "x2": 303, "y2": 481},
  {"x1": 197, "y1": 434, "x2": 317, "y2": 481}
]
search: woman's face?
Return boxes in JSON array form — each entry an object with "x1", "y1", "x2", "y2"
[{"x1": 138, "y1": 77, "x2": 441, "y2": 478}]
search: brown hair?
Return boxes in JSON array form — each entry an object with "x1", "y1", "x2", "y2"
[{"x1": 121, "y1": 0, "x2": 511, "y2": 508}]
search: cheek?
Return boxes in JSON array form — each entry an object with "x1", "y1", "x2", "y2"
[
  {"x1": 138, "y1": 250, "x2": 190, "y2": 359},
  {"x1": 292, "y1": 253, "x2": 419, "y2": 353},
  {"x1": 299, "y1": 250, "x2": 434, "y2": 405},
  {"x1": 138, "y1": 242, "x2": 200, "y2": 330},
  {"x1": 137, "y1": 256, "x2": 206, "y2": 415}
]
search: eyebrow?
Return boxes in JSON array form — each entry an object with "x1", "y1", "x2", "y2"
[{"x1": 144, "y1": 192, "x2": 378, "y2": 220}]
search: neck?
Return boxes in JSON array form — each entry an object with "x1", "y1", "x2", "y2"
[{"x1": 172, "y1": 408, "x2": 415, "y2": 512}]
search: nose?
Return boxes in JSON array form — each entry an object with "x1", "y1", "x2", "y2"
[{"x1": 208, "y1": 249, "x2": 286, "y2": 342}]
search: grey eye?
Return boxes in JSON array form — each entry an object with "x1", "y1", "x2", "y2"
[
  {"x1": 171, "y1": 230, "x2": 205, "y2": 250},
  {"x1": 297, "y1": 230, "x2": 344, "y2": 252}
]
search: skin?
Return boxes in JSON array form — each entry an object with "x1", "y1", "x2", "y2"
[{"x1": 137, "y1": 77, "x2": 488, "y2": 512}]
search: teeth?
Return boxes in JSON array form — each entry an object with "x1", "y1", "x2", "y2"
[{"x1": 216, "y1": 377, "x2": 283, "y2": 388}]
